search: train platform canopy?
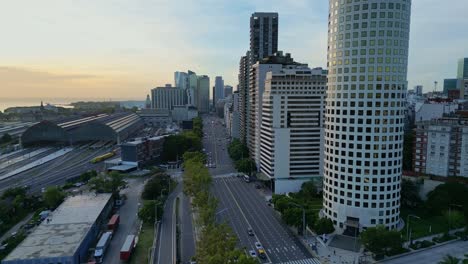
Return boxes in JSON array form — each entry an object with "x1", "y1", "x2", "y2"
[
  {"x1": 108, "y1": 163, "x2": 138, "y2": 172},
  {"x1": 21, "y1": 113, "x2": 144, "y2": 146},
  {"x1": 3, "y1": 193, "x2": 112, "y2": 264}
]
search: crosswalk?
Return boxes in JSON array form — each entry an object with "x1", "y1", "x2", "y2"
[{"x1": 278, "y1": 258, "x2": 321, "y2": 264}]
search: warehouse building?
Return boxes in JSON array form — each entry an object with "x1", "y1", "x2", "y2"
[
  {"x1": 21, "y1": 113, "x2": 144, "y2": 146},
  {"x1": 2, "y1": 193, "x2": 113, "y2": 264}
]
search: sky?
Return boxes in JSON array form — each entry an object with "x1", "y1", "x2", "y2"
[{"x1": 0, "y1": 0, "x2": 467, "y2": 100}]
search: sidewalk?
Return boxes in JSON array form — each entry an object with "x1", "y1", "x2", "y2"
[
  {"x1": 403, "y1": 227, "x2": 465, "y2": 247},
  {"x1": 306, "y1": 234, "x2": 363, "y2": 264}
]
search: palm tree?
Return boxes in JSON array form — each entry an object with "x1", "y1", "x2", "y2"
[{"x1": 439, "y1": 255, "x2": 460, "y2": 264}]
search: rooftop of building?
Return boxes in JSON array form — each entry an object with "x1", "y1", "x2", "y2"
[
  {"x1": 416, "y1": 117, "x2": 468, "y2": 127},
  {"x1": 257, "y1": 51, "x2": 306, "y2": 66},
  {"x1": 122, "y1": 135, "x2": 167, "y2": 146},
  {"x1": 4, "y1": 193, "x2": 112, "y2": 261}
]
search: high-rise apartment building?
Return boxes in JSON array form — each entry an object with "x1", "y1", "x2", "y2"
[
  {"x1": 188, "y1": 71, "x2": 198, "y2": 107},
  {"x1": 214, "y1": 76, "x2": 225, "y2": 105},
  {"x1": 239, "y1": 52, "x2": 251, "y2": 143},
  {"x1": 238, "y1": 12, "x2": 279, "y2": 144},
  {"x1": 443, "y1": 58, "x2": 468, "y2": 99},
  {"x1": 323, "y1": 0, "x2": 412, "y2": 233},
  {"x1": 260, "y1": 66, "x2": 327, "y2": 194},
  {"x1": 457, "y1": 58, "x2": 468, "y2": 79},
  {"x1": 249, "y1": 52, "x2": 304, "y2": 169},
  {"x1": 414, "y1": 85, "x2": 423, "y2": 96},
  {"x1": 197, "y1": 75, "x2": 210, "y2": 113},
  {"x1": 250, "y1": 12, "x2": 279, "y2": 64},
  {"x1": 413, "y1": 118, "x2": 468, "y2": 178},
  {"x1": 174, "y1": 72, "x2": 189, "y2": 90},
  {"x1": 224, "y1": 85, "x2": 233, "y2": 98},
  {"x1": 151, "y1": 84, "x2": 187, "y2": 110}
]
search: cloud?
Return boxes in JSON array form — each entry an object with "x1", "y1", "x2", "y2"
[{"x1": 0, "y1": 0, "x2": 467, "y2": 98}]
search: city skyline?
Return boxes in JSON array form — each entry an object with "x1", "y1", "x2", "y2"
[{"x1": 1, "y1": 0, "x2": 468, "y2": 100}]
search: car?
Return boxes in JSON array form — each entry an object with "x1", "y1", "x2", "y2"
[
  {"x1": 247, "y1": 228, "x2": 254, "y2": 236},
  {"x1": 254, "y1": 242, "x2": 262, "y2": 250},
  {"x1": 255, "y1": 184, "x2": 261, "y2": 189},
  {"x1": 258, "y1": 248, "x2": 267, "y2": 259},
  {"x1": 248, "y1": 250, "x2": 257, "y2": 258}
]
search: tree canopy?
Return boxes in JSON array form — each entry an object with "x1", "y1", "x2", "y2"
[
  {"x1": 88, "y1": 171, "x2": 126, "y2": 198},
  {"x1": 43, "y1": 186, "x2": 65, "y2": 209},
  {"x1": 360, "y1": 225, "x2": 404, "y2": 257}
]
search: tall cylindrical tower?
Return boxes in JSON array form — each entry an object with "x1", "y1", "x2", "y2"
[{"x1": 323, "y1": 0, "x2": 411, "y2": 233}]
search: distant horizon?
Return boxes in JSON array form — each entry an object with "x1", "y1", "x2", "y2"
[
  {"x1": 0, "y1": 97, "x2": 146, "y2": 112},
  {"x1": 1, "y1": 1, "x2": 467, "y2": 99}
]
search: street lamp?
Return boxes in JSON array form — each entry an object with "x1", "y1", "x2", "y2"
[
  {"x1": 406, "y1": 214, "x2": 420, "y2": 244},
  {"x1": 289, "y1": 202, "x2": 306, "y2": 237}
]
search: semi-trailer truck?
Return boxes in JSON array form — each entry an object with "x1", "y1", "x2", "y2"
[
  {"x1": 120, "y1": 235, "x2": 136, "y2": 261},
  {"x1": 94, "y1": 231, "x2": 112, "y2": 263}
]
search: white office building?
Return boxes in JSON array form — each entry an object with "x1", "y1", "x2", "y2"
[
  {"x1": 249, "y1": 52, "x2": 305, "y2": 170},
  {"x1": 323, "y1": 0, "x2": 412, "y2": 233},
  {"x1": 151, "y1": 84, "x2": 187, "y2": 110},
  {"x1": 260, "y1": 67, "x2": 327, "y2": 194}
]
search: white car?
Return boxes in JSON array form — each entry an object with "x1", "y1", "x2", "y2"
[
  {"x1": 255, "y1": 242, "x2": 263, "y2": 250},
  {"x1": 249, "y1": 250, "x2": 257, "y2": 258}
]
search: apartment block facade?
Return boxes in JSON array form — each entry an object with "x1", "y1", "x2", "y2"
[
  {"x1": 413, "y1": 118, "x2": 468, "y2": 177},
  {"x1": 260, "y1": 66, "x2": 327, "y2": 194}
]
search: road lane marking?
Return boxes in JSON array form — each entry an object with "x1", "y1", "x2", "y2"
[{"x1": 221, "y1": 179, "x2": 272, "y2": 264}]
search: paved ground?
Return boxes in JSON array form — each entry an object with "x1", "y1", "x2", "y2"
[
  {"x1": 155, "y1": 183, "x2": 181, "y2": 264},
  {"x1": 381, "y1": 240, "x2": 468, "y2": 264},
  {"x1": 213, "y1": 176, "x2": 314, "y2": 263},
  {"x1": 204, "y1": 115, "x2": 318, "y2": 264},
  {"x1": 104, "y1": 177, "x2": 145, "y2": 264},
  {"x1": 179, "y1": 191, "x2": 196, "y2": 263}
]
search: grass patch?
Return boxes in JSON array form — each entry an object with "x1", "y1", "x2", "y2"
[
  {"x1": 130, "y1": 223, "x2": 154, "y2": 264},
  {"x1": 400, "y1": 207, "x2": 465, "y2": 240}
]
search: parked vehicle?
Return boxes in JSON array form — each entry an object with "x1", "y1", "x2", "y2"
[
  {"x1": 108, "y1": 214, "x2": 120, "y2": 231},
  {"x1": 243, "y1": 174, "x2": 250, "y2": 183},
  {"x1": 120, "y1": 235, "x2": 136, "y2": 261},
  {"x1": 94, "y1": 231, "x2": 113, "y2": 263}
]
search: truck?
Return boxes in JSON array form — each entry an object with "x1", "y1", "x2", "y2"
[
  {"x1": 94, "y1": 231, "x2": 112, "y2": 263},
  {"x1": 120, "y1": 235, "x2": 136, "y2": 261},
  {"x1": 107, "y1": 214, "x2": 120, "y2": 231}
]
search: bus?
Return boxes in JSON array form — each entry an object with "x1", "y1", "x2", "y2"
[{"x1": 94, "y1": 231, "x2": 112, "y2": 263}]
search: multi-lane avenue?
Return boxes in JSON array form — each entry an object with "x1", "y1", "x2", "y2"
[{"x1": 203, "y1": 114, "x2": 320, "y2": 264}]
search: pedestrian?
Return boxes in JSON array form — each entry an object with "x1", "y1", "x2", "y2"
[{"x1": 334, "y1": 250, "x2": 336, "y2": 255}]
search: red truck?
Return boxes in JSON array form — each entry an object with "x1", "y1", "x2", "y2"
[
  {"x1": 120, "y1": 235, "x2": 136, "y2": 261},
  {"x1": 107, "y1": 214, "x2": 120, "y2": 231}
]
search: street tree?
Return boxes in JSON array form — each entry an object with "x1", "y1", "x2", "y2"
[
  {"x1": 235, "y1": 158, "x2": 256, "y2": 175},
  {"x1": 43, "y1": 186, "x2": 65, "y2": 209},
  {"x1": 401, "y1": 178, "x2": 422, "y2": 209},
  {"x1": 282, "y1": 207, "x2": 303, "y2": 229},
  {"x1": 138, "y1": 200, "x2": 162, "y2": 223},
  {"x1": 360, "y1": 225, "x2": 403, "y2": 257},
  {"x1": 314, "y1": 218, "x2": 335, "y2": 235}
]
